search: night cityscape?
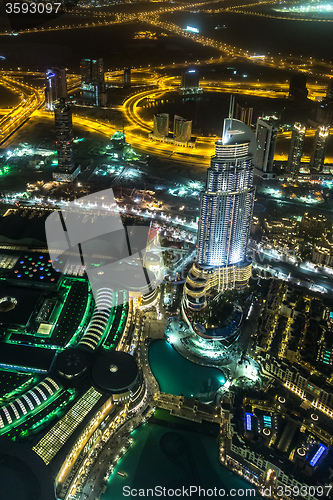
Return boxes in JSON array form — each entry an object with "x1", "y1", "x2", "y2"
[{"x1": 1, "y1": 1, "x2": 333, "y2": 499}]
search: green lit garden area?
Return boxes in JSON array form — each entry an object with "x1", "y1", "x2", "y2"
[
  {"x1": 48, "y1": 280, "x2": 89, "y2": 347},
  {"x1": 0, "y1": 236, "x2": 129, "y2": 450}
]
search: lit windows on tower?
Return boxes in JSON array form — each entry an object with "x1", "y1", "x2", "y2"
[
  {"x1": 254, "y1": 118, "x2": 278, "y2": 176},
  {"x1": 52, "y1": 99, "x2": 80, "y2": 182},
  {"x1": 310, "y1": 124, "x2": 330, "y2": 173},
  {"x1": 184, "y1": 103, "x2": 256, "y2": 311},
  {"x1": 45, "y1": 67, "x2": 67, "y2": 110},
  {"x1": 287, "y1": 122, "x2": 306, "y2": 175}
]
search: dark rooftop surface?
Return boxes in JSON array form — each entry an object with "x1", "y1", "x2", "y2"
[
  {"x1": 0, "y1": 343, "x2": 56, "y2": 371},
  {"x1": 0, "y1": 437, "x2": 56, "y2": 500},
  {"x1": 91, "y1": 350, "x2": 138, "y2": 393},
  {"x1": 0, "y1": 284, "x2": 43, "y2": 327},
  {"x1": 56, "y1": 348, "x2": 91, "y2": 378}
]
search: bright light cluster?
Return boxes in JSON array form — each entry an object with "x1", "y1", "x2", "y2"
[{"x1": 275, "y1": 3, "x2": 333, "y2": 14}]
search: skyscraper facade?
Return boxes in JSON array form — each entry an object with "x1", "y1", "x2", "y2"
[
  {"x1": 180, "y1": 69, "x2": 202, "y2": 95},
  {"x1": 310, "y1": 125, "x2": 330, "y2": 172},
  {"x1": 124, "y1": 68, "x2": 131, "y2": 87},
  {"x1": 184, "y1": 116, "x2": 255, "y2": 311},
  {"x1": 53, "y1": 100, "x2": 80, "y2": 182},
  {"x1": 287, "y1": 122, "x2": 306, "y2": 175},
  {"x1": 45, "y1": 67, "x2": 67, "y2": 110},
  {"x1": 173, "y1": 115, "x2": 192, "y2": 143},
  {"x1": 80, "y1": 58, "x2": 92, "y2": 86},
  {"x1": 80, "y1": 58, "x2": 104, "y2": 86},
  {"x1": 254, "y1": 118, "x2": 278, "y2": 175},
  {"x1": 80, "y1": 58, "x2": 105, "y2": 106},
  {"x1": 289, "y1": 74, "x2": 308, "y2": 102},
  {"x1": 153, "y1": 113, "x2": 169, "y2": 138}
]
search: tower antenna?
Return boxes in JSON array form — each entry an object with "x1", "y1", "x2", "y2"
[
  {"x1": 223, "y1": 94, "x2": 235, "y2": 141},
  {"x1": 228, "y1": 95, "x2": 235, "y2": 122}
]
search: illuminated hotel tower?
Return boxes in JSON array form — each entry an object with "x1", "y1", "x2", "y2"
[
  {"x1": 184, "y1": 101, "x2": 255, "y2": 311},
  {"x1": 287, "y1": 122, "x2": 306, "y2": 175}
]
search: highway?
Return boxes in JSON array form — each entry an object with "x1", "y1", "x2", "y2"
[
  {"x1": 1, "y1": 0, "x2": 332, "y2": 80},
  {"x1": 0, "y1": 74, "x2": 44, "y2": 145}
]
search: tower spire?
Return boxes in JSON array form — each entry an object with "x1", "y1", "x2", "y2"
[
  {"x1": 228, "y1": 95, "x2": 235, "y2": 121},
  {"x1": 223, "y1": 95, "x2": 235, "y2": 142}
]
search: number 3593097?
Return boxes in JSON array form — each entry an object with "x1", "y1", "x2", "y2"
[{"x1": 6, "y1": 2, "x2": 62, "y2": 14}]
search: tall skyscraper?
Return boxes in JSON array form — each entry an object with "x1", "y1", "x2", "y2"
[
  {"x1": 80, "y1": 58, "x2": 105, "y2": 106},
  {"x1": 184, "y1": 106, "x2": 255, "y2": 311},
  {"x1": 91, "y1": 59, "x2": 104, "y2": 85},
  {"x1": 310, "y1": 125, "x2": 330, "y2": 172},
  {"x1": 254, "y1": 118, "x2": 278, "y2": 175},
  {"x1": 124, "y1": 68, "x2": 131, "y2": 87},
  {"x1": 287, "y1": 122, "x2": 306, "y2": 175},
  {"x1": 80, "y1": 58, "x2": 104, "y2": 87},
  {"x1": 94, "y1": 84, "x2": 107, "y2": 107},
  {"x1": 289, "y1": 74, "x2": 308, "y2": 102},
  {"x1": 80, "y1": 58, "x2": 92, "y2": 86},
  {"x1": 153, "y1": 113, "x2": 169, "y2": 139},
  {"x1": 45, "y1": 67, "x2": 67, "y2": 110},
  {"x1": 180, "y1": 69, "x2": 202, "y2": 95},
  {"x1": 173, "y1": 115, "x2": 192, "y2": 143},
  {"x1": 53, "y1": 100, "x2": 80, "y2": 182}
]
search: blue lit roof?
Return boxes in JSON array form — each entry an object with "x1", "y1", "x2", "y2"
[
  {"x1": 245, "y1": 412, "x2": 253, "y2": 431},
  {"x1": 309, "y1": 444, "x2": 327, "y2": 467}
]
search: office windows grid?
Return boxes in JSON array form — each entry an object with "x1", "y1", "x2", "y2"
[{"x1": 33, "y1": 387, "x2": 102, "y2": 465}]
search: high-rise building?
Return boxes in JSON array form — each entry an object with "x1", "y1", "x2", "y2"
[
  {"x1": 80, "y1": 58, "x2": 104, "y2": 86},
  {"x1": 153, "y1": 113, "x2": 169, "y2": 139},
  {"x1": 287, "y1": 122, "x2": 306, "y2": 175},
  {"x1": 94, "y1": 83, "x2": 107, "y2": 107},
  {"x1": 236, "y1": 103, "x2": 253, "y2": 127},
  {"x1": 80, "y1": 58, "x2": 105, "y2": 106},
  {"x1": 289, "y1": 74, "x2": 308, "y2": 102},
  {"x1": 184, "y1": 109, "x2": 255, "y2": 311},
  {"x1": 124, "y1": 68, "x2": 131, "y2": 87},
  {"x1": 254, "y1": 118, "x2": 278, "y2": 175},
  {"x1": 80, "y1": 59, "x2": 92, "y2": 86},
  {"x1": 91, "y1": 59, "x2": 104, "y2": 85},
  {"x1": 310, "y1": 125, "x2": 330, "y2": 172},
  {"x1": 53, "y1": 99, "x2": 80, "y2": 182},
  {"x1": 173, "y1": 115, "x2": 192, "y2": 143},
  {"x1": 180, "y1": 69, "x2": 202, "y2": 95},
  {"x1": 45, "y1": 67, "x2": 67, "y2": 110}
]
